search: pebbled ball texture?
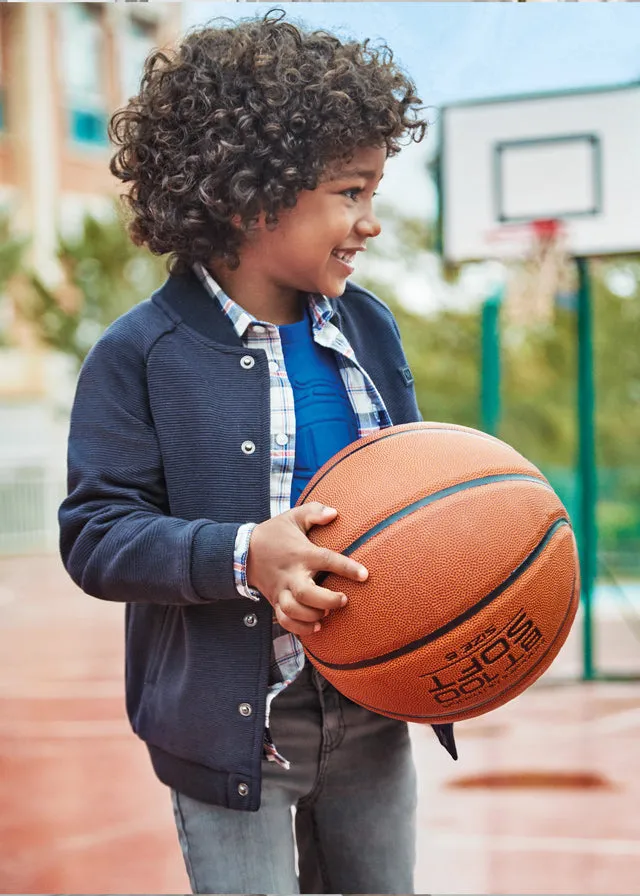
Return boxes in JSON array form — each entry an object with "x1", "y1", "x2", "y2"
[{"x1": 297, "y1": 422, "x2": 580, "y2": 724}]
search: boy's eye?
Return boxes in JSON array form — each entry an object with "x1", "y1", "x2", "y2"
[{"x1": 341, "y1": 187, "x2": 378, "y2": 202}]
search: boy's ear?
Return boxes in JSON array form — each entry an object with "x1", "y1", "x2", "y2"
[{"x1": 231, "y1": 213, "x2": 265, "y2": 233}]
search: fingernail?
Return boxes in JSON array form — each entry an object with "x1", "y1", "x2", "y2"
[
  {"x1": 323, "y1": 505, "x2": 337, "y2": 515},
  {"x1": 341, "y1": 595, "x2": 348, "y2": 606},
  {"x1": 314, "y1": 622, "x2": 321, "y2": 632},
  {"x1": 357, "y1": 566, "x2": 368, "y2": 580}
]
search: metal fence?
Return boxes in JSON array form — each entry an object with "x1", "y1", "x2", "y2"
[{"x1": 0, "y1": 464, "x2": 66, "y2": 555}]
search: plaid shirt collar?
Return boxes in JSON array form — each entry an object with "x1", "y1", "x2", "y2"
[{"x1": 193, "y1": 262, "x2": 335, "y2": 338}]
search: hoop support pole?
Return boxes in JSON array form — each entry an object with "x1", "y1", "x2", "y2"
[
  {"x1": 576, "y1": 256, "x2": 597, "y2": 681},
  {"x1": 481, "y1": 288, "x2": 503, "y2": 436}
]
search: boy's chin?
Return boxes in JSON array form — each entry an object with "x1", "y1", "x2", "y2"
[{"x1": 321, "y1": 277, "x2": 349, "y2": 299}]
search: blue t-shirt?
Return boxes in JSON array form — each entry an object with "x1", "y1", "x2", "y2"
[{"x1": 279, "y1": 310, "x2": 359, "y2": 506}]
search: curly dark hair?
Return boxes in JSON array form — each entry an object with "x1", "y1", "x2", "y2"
[{"x1": 109, "y1": 9, "x2": 427, "y2": 273}]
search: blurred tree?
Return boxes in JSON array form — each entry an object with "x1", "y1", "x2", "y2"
[
  {"x1": 359, "y1": 203, "x2": 480, "y2": 428},
  {"x1": 0, "y1": 215, "x2": 28, "y2": 292},
  {"x1": 501, "y1": 308, "x2": 578, "y2": 467},
  {"x1": 21, "y1": 206, "x2": 167, "y2": 366},
  {"x1": 359, "y1": 274, "x2": 481, "y2": 430},
  {"x1": 0, "y1": 215, "x2": 29, "y2": 348}
]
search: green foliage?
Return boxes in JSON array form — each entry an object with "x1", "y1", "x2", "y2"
[
  {"x1": 501, "y1": 309, "x2": 578, "y2": 467},
  {"x1": 0, "y1": 216, "x2": 28, "y2": 292},
  {"x1": 0, "y1": 215, "x2": 29, "y2": 348},
  {"x1": 361, "y1": 276, "x2": 481, "y2": 429},
  {"x1": 21, "y1": 207, "x2": 167, "y2": 366}
]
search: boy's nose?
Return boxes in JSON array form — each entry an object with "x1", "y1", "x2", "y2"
[{"x1": 357, "y1": 211, "x2": 382, "y2": 239}]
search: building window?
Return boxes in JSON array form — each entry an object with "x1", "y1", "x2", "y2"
[
  {"x1": 121, "y1": 16, "x2": 156, "y2": 100},
  {"x1": 59, "y1": 3, "x2": 108, "y2": 147}
]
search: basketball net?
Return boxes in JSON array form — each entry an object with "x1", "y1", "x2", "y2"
[{"x1": 501, "y1": 220, "x2": 577, "y2": 327}]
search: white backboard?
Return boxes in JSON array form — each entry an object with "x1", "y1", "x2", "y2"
[{"x1": 439, "y1": 83, "x2": 640, "y2": 263}]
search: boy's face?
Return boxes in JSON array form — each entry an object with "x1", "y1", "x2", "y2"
[{"x1": 239, "y1": 145, "x2": 385, "y2": 311}]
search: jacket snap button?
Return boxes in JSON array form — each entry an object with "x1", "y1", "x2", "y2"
[
  {"x1": 243, "y1": 613, "x2": 257, "y2": 627},
  {"x1": 238, "y1": 702, "x2": 253, "y2": 717},
  {"x1": 241, "y1": 440, "x2": 256, "y2": 455},
  {"x1": 237, "y1": 782, "x2": 249, "y2": 797},
  {"x1": 240, "y1": 355, "x2": 255, "y2": 370}
]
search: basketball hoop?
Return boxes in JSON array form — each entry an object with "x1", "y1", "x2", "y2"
[{"x1": 492, "y1": 219, "x2": 577, "y2": 327}]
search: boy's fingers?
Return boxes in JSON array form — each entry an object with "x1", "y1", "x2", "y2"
[
  {"x1": 291, "y1": 502, "x2": 337, "y2": 532},
  {"x1": 311, "y1": 546, "x2": 368, "y2": 583},
  {"x1": 274, "y1": 598, "x2": 323, "y2": 637},
  {"x1": 277, "y1": 589, "x2": 325, "y2": 623},
  {"x1": 292, "y1": 581, "x2": 348, "y2": 612}
]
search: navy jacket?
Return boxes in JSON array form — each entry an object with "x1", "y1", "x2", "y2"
[{"x1": 59, "y1": 269, "x2": 456, "y2": 811}]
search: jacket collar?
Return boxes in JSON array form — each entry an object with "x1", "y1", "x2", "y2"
[
  {"x1": 153, "y1": 269, "x2": 244, "y2": 347},
  {"x1": 153, "y1": 267, "x2": 343, "y2": 347}
]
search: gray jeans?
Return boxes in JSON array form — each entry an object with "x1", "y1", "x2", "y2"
[{"x1": 171, "y1": 661, "x2": 417, "y2": 894}]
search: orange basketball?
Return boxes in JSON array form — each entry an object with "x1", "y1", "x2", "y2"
[{"x1": 297, "y1": 422, "x2": 580, "y2": 724}]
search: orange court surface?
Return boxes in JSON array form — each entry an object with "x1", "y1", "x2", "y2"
[{"x1": 1, "y1": 553, "x2": 639, "y2": 895}]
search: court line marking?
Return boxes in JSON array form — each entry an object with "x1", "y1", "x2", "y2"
[
  {"x1": 20, "y1": 820, "x2": 640, "y2": 859},
  {"x1": 582, "y1": 705, "x2": 640, "y2": 734},
  {"x1": 60, "y1": 817, "x2": 171, "y2": 851},
  {"x1": 484, "y1": 702, "x2": 640, "y2": 739},
  {"x1": 428, "y1": 831, "x2": 640, "y2": 856},
  {"x1": 0, "y1": 719, "x2": 129, "y2": 738},
  {"x1": 0, "y1": 681, "x2": 123, "y2": 699}
]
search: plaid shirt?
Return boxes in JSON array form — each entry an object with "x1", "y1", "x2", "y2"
[{"x1": 194, "y1": 263, "x2": 392, "y2": 766}]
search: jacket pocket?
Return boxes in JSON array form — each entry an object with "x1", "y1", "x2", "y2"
[{"x1": 145, "y1": 605, "x2": 172, "y2": 684}]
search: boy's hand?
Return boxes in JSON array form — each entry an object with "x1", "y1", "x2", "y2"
[{"x1": 246, "y1": 503, "x2": 368, "y2": 637}]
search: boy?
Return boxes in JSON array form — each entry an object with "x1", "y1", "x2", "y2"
[{"x1": 59, "y1": 11, "x2": 456, "y2": 895}]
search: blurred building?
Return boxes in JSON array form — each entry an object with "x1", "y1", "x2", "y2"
[
  {"x1": 0, "y1": 2, "x2": 182, "y2": 553},
  {"x1": 0, "y1": 1, "x2": 182, "y2": 281}
]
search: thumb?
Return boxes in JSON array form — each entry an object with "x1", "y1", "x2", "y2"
[{"x1": 290, "y1": 502, "x2": 338, "y2": 533}]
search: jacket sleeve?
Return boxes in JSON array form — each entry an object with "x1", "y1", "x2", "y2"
[{"x1": 59, "y1": 326, "x2": 243, "y2": 605}]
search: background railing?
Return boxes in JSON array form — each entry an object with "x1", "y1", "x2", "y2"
[{"x1": 0, "y1": 463, "x2": 67, "y2": 555}]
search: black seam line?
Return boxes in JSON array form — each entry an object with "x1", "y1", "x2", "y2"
[
  {"x1": 307, "y1": 516, "x2": 570, "y2": 672},
  {"x1": 342, "y1": 473, "x2": 553, "y2": 557},
  {"x1": 301, "y1": 424, "x2": 508, "y2": 503},
  {"x1": 315, "y1": 473, "x2": 553, "y2": 586},
  {"x1": 354, "y1": 567, "x2": 579, "y2": 722}
]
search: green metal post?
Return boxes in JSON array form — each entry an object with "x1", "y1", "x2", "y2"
[
  {"x1": 481, "y1": 291, "x2": 502, "y2": 436},
  {"x1": 576, "y1": 257, "x2": 597, "y2": 681}
]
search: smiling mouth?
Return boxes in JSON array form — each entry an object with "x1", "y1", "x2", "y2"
[{"x1": 331, "y1": 249, "x2": 357, "y2": 266}]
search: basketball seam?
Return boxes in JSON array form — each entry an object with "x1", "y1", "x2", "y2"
[
  {"x1": 341, "y1": 473, "x2": 554, "y2": 557},
  {"x1": 352, "y1": 567, "x2": 579, "y2": 722},
  {"x1": 307, "y1": 517, "x2": 570, "y2": 671},
  {"x1": 315, "y1": 473, "x2": 558, "y2": 586},
  {"x1": 299, "y1": 425, "x2": 531, "y2": 504}
]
